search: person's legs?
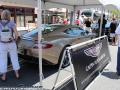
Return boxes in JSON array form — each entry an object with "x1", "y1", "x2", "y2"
[
  {"x1": 110, "y1": 33, "x2": 115, "y2": 45},
  {"x1": 1, "y1": 73, "x2": 6, "y2": 81},
  {"x1": 101, "y1": 28, "x2": 105, "y2": 36},
  {"x1": 115, "y1": 34, "x2": 118, "y2": 45},
  {"x1": 0, "y1": 43, "x2": 8, "y2": 80},
  {"x1": 117, "y1": 47, "x2": 120, "y2": 74},
  {"x1": 111, "y1": 37, "x2": 114, "y2": 45},
  {"x1": 8, "y1": 42, "x2": 20, "y2": 77}
]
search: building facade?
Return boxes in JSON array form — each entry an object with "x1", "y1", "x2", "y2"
[
  {"x1": 3, "y1": 5, "x2": 35, "y2": 27},
  {"x1": 0, "y1": 1, "x2": 68, "y2": 30}
]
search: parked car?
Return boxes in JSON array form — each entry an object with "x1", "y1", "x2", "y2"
[{"x1": 18, "y1": 24, "x2": 96, "y2": 67}]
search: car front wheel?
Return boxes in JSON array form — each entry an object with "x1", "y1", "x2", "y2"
[{"x1": 58, "y1": 47, "x2": 70, "y2": 68}]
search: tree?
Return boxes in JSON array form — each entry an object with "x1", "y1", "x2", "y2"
[{"x1": 110, "y1": 10, "x2": 120, "y2": 19}]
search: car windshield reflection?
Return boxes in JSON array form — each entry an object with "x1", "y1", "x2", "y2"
[{"x1": 42, "y1": 25, "x2": 64, "y2": 34}]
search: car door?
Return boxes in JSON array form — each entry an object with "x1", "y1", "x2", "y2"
[
  {"x1": 70, "y1": 27, "x2": 91, "y2": 50},
  {"x1": 63, "y1": 27, "x2": 83, "y2": 45},
  {"x1": 70, "y1": 27, "x2": 89, "y2": 44}
]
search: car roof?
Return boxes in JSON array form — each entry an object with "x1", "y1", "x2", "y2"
[
  {"x1": 23, "y1": 24, "x2": 81, "y2": 37},
  {"x1": 46, "y1": 24, "x2": 76, "y2": 27}
]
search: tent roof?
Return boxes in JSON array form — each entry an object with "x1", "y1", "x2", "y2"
[
  {"x1": 43, "y1": 0, "x2": 120, "y2": 10},
  {"x1": 0, "y1": 0, "x2": 119, "y2": 10}
]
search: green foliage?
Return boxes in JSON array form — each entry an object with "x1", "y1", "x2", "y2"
[{"x1": 110, "y1": 10, "x2": 120, "y2": 19}]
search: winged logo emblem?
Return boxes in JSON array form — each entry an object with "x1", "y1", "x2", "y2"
[{"x1": 84, "y1": 43, "x2": 102, "y2": 57}]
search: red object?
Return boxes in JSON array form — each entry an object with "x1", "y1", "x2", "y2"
[
  {"x1": 62, "y1": 20, "x2": 68, "y2": 24},
  {"x1": 76, "y1": 19, "x2": 79, "y2": 25},
  {"x1": 33, "y1": 44, "x2": 53, "y2": 49},
  {"x1": 53, "y1": 20, "x2": 56, "y2": 24}
]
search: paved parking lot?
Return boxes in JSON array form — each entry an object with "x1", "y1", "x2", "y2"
[
  {"x1": 0, "y1": 45, "x2": 119, "y2": 90},
  {"x1": 89, "y1": 45, "x2": 120, "y2": 90}
]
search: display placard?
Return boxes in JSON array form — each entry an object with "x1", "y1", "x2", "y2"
[{"x1": 71, "y1": 39, "x2": 111, "y2": 90}]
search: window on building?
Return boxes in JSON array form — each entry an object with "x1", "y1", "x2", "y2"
[
  {"x1": 3, "y1": 6, "x2": 35, "y2": 27},
  {"x1": 25, "y1": 9, "x2": 34, "y2": 13},
  {"x1": 25, "y1": 8, "x2": 34, "y2": 24},
  {"x1": 6, "y1": 8, "x2": 14, "y2": 13},
  {"x1": 16, "y1": 8, "x2": 24, "y2": 13},
  {"x1": 26, "y1": 14, "x2": 33, "y2": 23},
  {"x1": 17, "y1": 14, "x2": 24, "y2": 27}
]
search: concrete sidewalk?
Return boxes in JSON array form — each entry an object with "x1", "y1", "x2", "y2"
[{"x1": 89, "y1": 45, "x2": 120, "y2": 90}]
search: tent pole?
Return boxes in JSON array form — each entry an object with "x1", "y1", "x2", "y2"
[
  {"x1": 38, "y1": 0, "x2": 43, "y2": 89},
  {"x1": 70, "y1": 11, "x2": 73, "y2": 25},
  {"x1": 66, "y1": 8, "x2": 68, "y2": 18},
  {"x1": 70, "y1": 6, "x2": 76, "y2": 25},
  {"x1": 99, "y1": 5, "x2": 104, "y2": 37},
  {"x1": 72, "y1": 6, "x2": 76, "y2": 25},
  {"x1": 44, "y1": 1, "x2": 46, "y2": 25}
]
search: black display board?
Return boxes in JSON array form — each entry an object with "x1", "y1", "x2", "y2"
[{"x1": 71, "y1": 39, "x2": 111, "y2": 90}]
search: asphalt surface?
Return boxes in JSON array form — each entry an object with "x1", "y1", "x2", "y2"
[
  {"x1": 0, "y1": 60, "x2": 59, "y2": 88},
  {"x1": 0, "y1": 45, "x2": 119, "y2": 90},
  {"x1": 88, "y1": 45, "x2": 120, "y2": 90}
]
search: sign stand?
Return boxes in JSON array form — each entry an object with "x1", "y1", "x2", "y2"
[
  {"x1": 52, "y1": 35, "x2": 111, "y2": 90},
  {"x1": 52, "y1": 48, "x2": 77, "y2": 90}
]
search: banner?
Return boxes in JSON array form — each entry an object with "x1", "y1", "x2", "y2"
[{"x1": 71, "y1": 39, "x2": 111, "y2": 90}]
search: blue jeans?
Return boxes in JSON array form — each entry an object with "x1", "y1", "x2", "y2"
[{"x1": 117, "y1": 47, "x2": 120, "y2": 74}]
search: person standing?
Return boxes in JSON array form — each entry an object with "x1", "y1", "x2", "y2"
[
  {"x1": 0, "y1": 10, "x2": 20, "y2": 81},
  {"x1": 78, "y1": 15, "x2": 85, "y2": 29},
  {"x1": 98, "y1": 14, "x2": 107, "y2": 36},
  {"x1": 85, "y1": 17, "x2": 92, "y2": 32},
  {"x1": 109, "y1": 18, "x2": 118, "y2": 45},
  {"x1": 115, "y1": 24, "x2": 120, "y2": 76}
]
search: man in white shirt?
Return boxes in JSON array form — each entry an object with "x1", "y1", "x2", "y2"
[
  {"x1": 115, "y1": 24, "x2": 120, "y2": 75},
  {"x1": 79, "y1": 15, "x2": 85, "y2": 29}
]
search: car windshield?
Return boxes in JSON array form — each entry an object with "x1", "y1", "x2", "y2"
[{"x1": 24, "y1": 25, "x2": 65, "y2": 37}]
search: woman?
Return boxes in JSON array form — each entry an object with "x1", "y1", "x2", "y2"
[
  {"x1": 0, "y1": 10, "x2": 20, "y2": 81},
  {"x1": 85, "y1": 17, "x2": 92, "y2": 32}
]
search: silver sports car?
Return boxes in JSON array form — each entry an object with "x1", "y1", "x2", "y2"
[{"x1": 18, "y1": 24, "x2": 96, "y2": 67}]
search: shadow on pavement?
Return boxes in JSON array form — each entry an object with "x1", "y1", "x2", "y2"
[
  {"x1": 0, "y1": 63, "x2": 59, "y2": 87},
  {"x1": 101, "y1": 71, "x2": 120, "y2": 79}
]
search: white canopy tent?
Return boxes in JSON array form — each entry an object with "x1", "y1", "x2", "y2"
[
  {"x1": 0, "y1": 0, "x2": 120, "y2": 10},
  {"x1": 0, "y1": 0, "x2": 119, "y2": 89},
  {"x1": 36, "y1": 1, "x2": 120, "y2": 89}
]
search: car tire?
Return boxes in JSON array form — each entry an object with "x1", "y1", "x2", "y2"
[{"x1": 58, "y1": 46, "x2": 70, "y2": 68}]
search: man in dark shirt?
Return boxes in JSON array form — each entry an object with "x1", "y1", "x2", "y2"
[
  {"x1": 0, "y1": 6, "x2": 4, "y2": 20},
  {"x1": 85, "y1": 17, "x2": 92, "y2": 32},
  {"x1": 109, "y1": 18, "x2": 118, "y2": 45},
  {"x1": 98, "y1": 14, "x2": 107, "y2": 36}
]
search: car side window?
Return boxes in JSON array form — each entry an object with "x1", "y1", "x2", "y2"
[
  {"x1": 64, "y1": 28, "x2": 74, "y2": 35},
  {"x1": 45, "y1": 26, "x2": 53, "y2": 33},
  {"x1": 70, "y1": 27, "x2": 86, "y2": 35}
]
